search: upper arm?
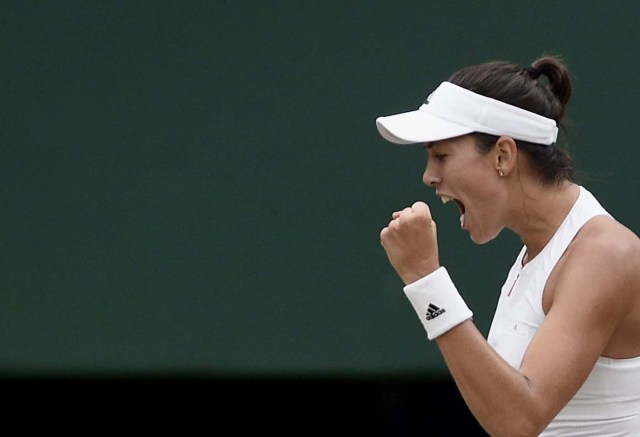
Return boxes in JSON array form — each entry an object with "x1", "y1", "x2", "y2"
[{"x1": 516, "y1": 218, "x2": 639, "y2": 424}]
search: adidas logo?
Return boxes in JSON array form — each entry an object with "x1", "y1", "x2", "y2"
[{"x1": 425, "y1": 303, "x2": 446, "y2": 320}]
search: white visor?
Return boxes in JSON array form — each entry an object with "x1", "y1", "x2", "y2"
[{"x1": 376, "y1": 81, "x2": 558, "y2": 145}]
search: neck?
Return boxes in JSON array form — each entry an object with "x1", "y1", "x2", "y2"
[{"x1": 510, "y1": 181, "x2": 580, "y2": 264}]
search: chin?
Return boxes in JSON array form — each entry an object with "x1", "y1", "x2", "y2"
[{"x1": 468, "y1": 228, "x2": 502, "y2": 245}]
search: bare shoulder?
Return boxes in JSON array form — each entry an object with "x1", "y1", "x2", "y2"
[
  {"x1": 547, "y1": 215, "x2": 640, "y2": 310},
  {"x1": 574, "y1": 215, "x2": 640, "y2": 274}
]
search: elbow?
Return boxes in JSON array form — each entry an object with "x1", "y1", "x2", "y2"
[
  {"x1": 486, "y1": 420, "x2": 546, "y2": 437},
  {"x1": 496, "y1": 421, "x2": 546, "y2": 437},
  {"x1": 482, "y1": 405, "x2": 550, "y2": 437}
]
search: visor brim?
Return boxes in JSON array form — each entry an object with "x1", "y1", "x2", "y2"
[{"x1": 376, "y1": 108, "x2": 473, "y2": 145}]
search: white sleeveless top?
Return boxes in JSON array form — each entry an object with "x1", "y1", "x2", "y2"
[{"x1": 487, "y1": 186, "x2": 640, "y2": 435}]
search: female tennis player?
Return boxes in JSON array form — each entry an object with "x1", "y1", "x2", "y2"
[{"x1": 377, "y1": 56, "x2": 640, "y2": 436}]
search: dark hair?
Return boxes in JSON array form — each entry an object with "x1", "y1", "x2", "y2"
[{"x1": 447, "y1": 56, "x2": 576, "y2": 185}]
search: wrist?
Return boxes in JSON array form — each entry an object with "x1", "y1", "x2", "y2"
[
  {"x1": 403, "y1": 267, "x2": 473, "y2": 340},
  {"x1": 399, "y1": 264, "x2": 441, "y2": 286}
]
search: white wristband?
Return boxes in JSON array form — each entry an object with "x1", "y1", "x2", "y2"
[{"x1": 403, "y1": 266, "x2": 473, "y2": 340}]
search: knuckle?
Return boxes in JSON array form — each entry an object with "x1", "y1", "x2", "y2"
[{"x1": 411, "y1": 201, "x2": 430, "y2": 216}]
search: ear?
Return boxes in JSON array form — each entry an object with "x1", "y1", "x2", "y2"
[{"x1": 494, "y1": 136, "x2": 518, "y2": 176}]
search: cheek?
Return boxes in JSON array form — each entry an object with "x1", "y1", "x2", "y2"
[
  {"x1": 457, "y1": 166, "x2": 493, "y2": 197},
  {"x1": 460, "y1": 170, "x2": 503, "y2": 220}
]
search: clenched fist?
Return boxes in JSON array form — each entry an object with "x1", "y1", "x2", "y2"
[{"x1": 380, "y1": 201, "x2": 441, "y2": 285}]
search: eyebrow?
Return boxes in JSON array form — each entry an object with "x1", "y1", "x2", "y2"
[{"x1": 424, "y1": 142, "x2": 437, "y2": 150}]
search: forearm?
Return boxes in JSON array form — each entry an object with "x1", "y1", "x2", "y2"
[
  {"x1": 436, "y1": 321, "x2": 546, "y2": 437},
  {"x1": 402, "y1": 268, "x2": 547, "y2": 436}
]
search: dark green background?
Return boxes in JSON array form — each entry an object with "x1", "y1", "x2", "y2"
[{"x1": 2, "y1": 1, "x2": 639, "y2": 378}]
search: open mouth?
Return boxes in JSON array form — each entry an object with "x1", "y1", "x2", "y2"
[
  {"x1": 440, "y1": 195, "x2": 465, "y2": 214},
  {"x1": 440, "y1": 195, "x2": 466, "y2": 228}
]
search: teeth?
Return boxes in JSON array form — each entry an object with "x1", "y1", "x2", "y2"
[{"x1": 441, "y1": 195, "x2": 453, "y2": 204}]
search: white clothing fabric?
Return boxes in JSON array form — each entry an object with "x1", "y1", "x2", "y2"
[{"x1": 487, "y1": 186, "x2": 640, "y2": 435}]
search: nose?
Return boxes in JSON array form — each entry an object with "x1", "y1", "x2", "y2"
[{"x1": 423, "y1": 161, "x2": 440, "y2": 186}]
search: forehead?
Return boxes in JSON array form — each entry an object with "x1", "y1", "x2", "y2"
[{"x1": 425, "y1": 135, "x2": 476, "y2": 151}]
